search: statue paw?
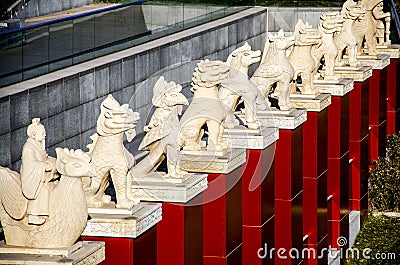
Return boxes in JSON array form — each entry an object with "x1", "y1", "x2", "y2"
[
  {"x1": 116, "y1": 199, "x2": 139, "y2": 209},
  {"x1": 246, "y1": 122, "x2": 259, "y2": 130},
  {"x1": 102, "y1": 195, "x2": 112, "y2": 204}
]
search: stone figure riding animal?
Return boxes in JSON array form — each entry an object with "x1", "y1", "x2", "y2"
[
  {"x1": 85, "y1": 94, "x2": 140, "y2": 209},
  {"x1": 288, "y1": 20, "x2": 322, "y2": 95},
  {"x1": 334, "y1": 0, "x2": 366, "y2": 67},
  {"x1": 179, "y1": 60, "x2": 230, "y2": 152},
  {"x1": 218, "y1": 42, "x2": 267, "y2": 130},
  {"x1": 251, "y1": 29, "x2": 295, "y2": 111},
  {"x1": 312, "y1": 12, "x2": 345, "y2": 81},
  {"x1": 0, "y1": 148, "x2": 95, "y2": 248},
  {"x1": 130, "y1": 76, "x2": 189, "y2": 179}
]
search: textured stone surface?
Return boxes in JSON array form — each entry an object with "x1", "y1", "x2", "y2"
[
  {"x1": 122, "y1": 57, "x2": 135, "y2": 88},
  {"x1": 64, "y1": 106, "x2": 82, "y2": 138},
  {"x1": 94, "y1": 66, "x2": 109, "y2": 97},
  {"x1": 63, "y1": 75, "x2": 80, "y2": 110},
  {"x1": 0, "y1": 97, "x2": 10, "y2": 135},
  {"x1": 47, "y1": 81, "x2": 63, "y2": 117},
  {"x1": 10, "y1": 126, "x2": 27, "y2": 163},
  {"x1": 80, "y1": 70, "x2": 95, "y2": 103},
  {"x1": 29, "y1": 85, "x2": 48, "y2": 120},
  {"x1": 10, "y1": 91, "x2": 29, "y2": 130},
  {"x1": 46, "y1": 113, "x2": 65, "y2": 147},
  {"x1": 0, "y1": 133, "x2": 11, "y2": 166}
]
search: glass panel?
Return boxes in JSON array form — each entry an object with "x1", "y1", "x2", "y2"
[
  {"x1": 49, "y1": 20, "x2": 73, "y2": 71},
  {"x1": 22, "y1": 25, "x2": 49, "y2": 79},
  {"x1": 0, "y1": 31, "x2": 23, "y2": 78},
  {"x1": 73, "y1": 14, "x2": 95, "y2": 64}
]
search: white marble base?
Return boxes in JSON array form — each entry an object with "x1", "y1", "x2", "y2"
[
  {"x1": 289, "y1": 93, "x2": 331, "y2": 112},
  {"x1": 88, "y1": 203, "x2": 143, "y2": 215},
  {"x1": 313, "y1": 78, "x2": 354, "y2": 96},
  {"x1": 355, "y1": 53, "x2": 390, "y2": 70},
  {"x1": 131, "y1": 173, "x2": 207, "y2": 203},
  {"x1": 222, "y1": 126, "x2": 279, "y2": 149},
  {"x1": 179, "y1": 148, "x2": 246, "y2": 174},
  {"x1": 328, "y1": 249, "x2": 341, "y2": 265},
  {"x1": 331, "y1": 65, "x2": 373, "y2": 82},
  {"x1": 83, "y1": 203, "x2": 162, "y2": 238},
  {"x1": 257, "y1": 108, "x2": 307, "y2": 130},
  {"x1": 349, "y1": 210, "x2": 360, "y2": 248},
  {"x1": 0, "y1": 241, "x2": 105, "y2": 265},
  {"x1": 376, "y1": 44, "x2": 400, "y2": 58}
]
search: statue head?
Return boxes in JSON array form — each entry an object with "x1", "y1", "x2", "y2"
[
  {"x1": 152, "y1": 76, "x2": 188, "y2": 110},
  {"x1": 294, "y1": 20, "x2": 322, "y2": 47},
  {"x1": 96, "y1": 95, "x2": 140, "y2": 141},
  {"x1": 268, "y1": 29, "x2": 295, "y2": 50},
  {"x1": 27, "y1": 118, "x2": 46, "y2": 147},
  {"x1": 226, "y1": 42, "x2": 261, "y2": 69},
  {"x1": 55, "y1": 148, "x2": 95, "y2": 178},
  {"x1": 191, "y1": 60, "x2": 230, "y2": 90},
  {"x1": 319, "y1": 12, "x2": 345, "y2": 34}
]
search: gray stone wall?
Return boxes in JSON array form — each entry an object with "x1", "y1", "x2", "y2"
[
  {"x1": 0, "y1": 7, "x2": 268, "y2": 170},
  {"x1": 10, "y1": 0, "x2": 93, "y2": 19},
  {"x1": 267, "y1": 7, "x2": 341, "y2": 32}
]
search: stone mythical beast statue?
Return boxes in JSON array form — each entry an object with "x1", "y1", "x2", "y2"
[
  {"x1": 288, "y1": 20, "x2": 322, "y2": 95},
  {"x1": 218, "y1": 42, "x2": 267, "y2": 130},
  {"x1": 312, "y1": 12, "x2": 345, "y2": 81},
  {"x1": 334, "y1": 0, "x2": 366, "y2": 67},
  {"x1": 373, "y1": 1, "x2": 391, "y2": 46},
  {"x1": 130, "y1": 76, "x2": 189, "y2": 179},
  {"x1": 85, "y1": 95, "x2": 140, "y2": 209},
  {"x1": 353, "y1": 0, "x2": 389, "y2": 55},
  {"x1": 179, "y1": 60, "x2": 230, "y2": 152},
  {"x1": 0, "y1": 147, "x2": 95, "y2": 248},
  {"x1": 251, "y1": 29, "x2": 295, "y2": 111}
]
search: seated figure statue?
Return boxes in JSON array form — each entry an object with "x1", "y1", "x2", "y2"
[{"x1": 20, "y1": 118, "x2": 57, "y2": 225}]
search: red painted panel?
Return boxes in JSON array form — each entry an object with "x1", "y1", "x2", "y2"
[
  {"x1": 387, "y1": 110, "x2": 396, "y2": 135},
  {"x1": 349, "y1": 82, "x2": 362, "y2": 141},
  {"x1": 327, "y1": 220, "x2": 340, "y2": 249},
  {"x1": 317, "y1": 171, "x2": 328, "y2": 244},
  {"x1": 302, "y1": 244, "x2": 318, "y2": 265},
  {"x1": 327, "y1": 158, "x2": 340, "y2": 222},
  {"x1": 303, "y1": 177, "x2": 318, "y2": 245},
  {"x1": 303, "y1": 112, "x2": 318, "y2": 178},
  {"x1": 387, "y1": 58, "x2": 397, "y2": 111},
  {"x1": 368, "y1": 125, "x2": 379, "y2": 162},
  {"x1": 369, "y1": 70, "x2": 381, "y2": 126},
  {"x1": 242, "y1": 226, "x2": 262, "y2": 265},
  {"x1": 275, "y1": 131, "x2": 292, "y2": 200},
  {"x1": 203, "y1": 173, "x2": 227, "y2": 257},
  {"x1": 242, "y1": 149, "x2": 262, "y2": 226},
  {"x1": 378, "y1": 120, "x2": 387, "y2": 158},
  {"x1": 328, "y1": 96, "x2": 342, "y2": 158},
  {"x1": 158, "y1": 203, "x2": 185, "y2": 265},
  {"x1": 275, "y1": 199, "x2": 293, "y2": 264}
]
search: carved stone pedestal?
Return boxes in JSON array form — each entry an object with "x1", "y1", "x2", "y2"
[
  {"x1": 257, "y1": 108, "x2": 307, "y2": 130},
  {"x1": 299, "y1": 94, "x2": 330, "y2": 265},
  {"x1": 289, "y1": 93, "x2": 331, "y2": 112},
  {"x1": 131, "y1": 173, "x2": 207, "y2": 203},
  {"x1": 0, "y1": 241, "x2": 105, "y2": 265},
  {"x1": 82, "y1": 203, "x2": 161, "y2": 265},
  {"x1": 330, "y1": 65, "x2": 372, "y2": 82},
  {"x1": 223, "y1": 126, "x2": 279, "y2": 150},
  {"x1": 179, "y1": 148, "x2": 246, "y2": 174},
  {"x1": 314, "y1": 78, "x2": 354, "y2": 96},
  {"x1": 203, "y1": 167, "x2": 244, "y2": 265},
  {"x1": 241, "y1": 144, "x2": 276, "y2": 265},
  {"x1": 355, "y1": 53, "x2": 390, "y2": 70},
  {"x1": 377, "y1": 44, "x2": 400, "y2": 58},
  {"x1": 273, "y1": 111, "x2": 306, "y2": 265}
]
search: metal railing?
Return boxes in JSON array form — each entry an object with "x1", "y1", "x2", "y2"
[{"x1": 0, "y1": 1, "x2": 248, "y2": 87}]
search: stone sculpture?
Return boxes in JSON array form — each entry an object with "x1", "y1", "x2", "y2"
[
  {"x1": 130, "y1": 76, "x2": 189, "y2": 179},
  {"x1": 312, "y1": 12, "x2": 345, "y2": 81},
  {"x1": 85, "y1": 94, "x2": 141, "y2": 209},
  {"x1": 251, "y1": 29, "x2": 295, "y2": 111},
  {"x1": 373, "y1": 1, "x2": 391, "y2": 46},
  {"x1": 179, "y1": 60, "x2": 230, "y2": 152},
  {"x1": 218, "y1": 43, "x2": 267, "y2": 129},
  {"x1": 0, "y1": 143, "x2": 95, "y2": 248},
  {"x1": 353, "y1": 0, "x2": 385, "y2": 55},
  {"x1": 334, "y1": 0, "x2": 366, "y2": 66},
  {"x1": 288, "y1": 20, "x2": 322, "y2": 95}
]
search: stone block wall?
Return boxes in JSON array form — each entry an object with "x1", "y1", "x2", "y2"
[{"x1": 0, "y1": 7, "x2": 268, "y2": 171}]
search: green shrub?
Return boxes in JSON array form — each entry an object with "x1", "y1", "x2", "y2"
[
  {"x1": 345, "y1": 214, "x2": 400, "y2": 265},
  {"x1": 369, "y1": 133, "x2": 400, "y2": 212}
]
